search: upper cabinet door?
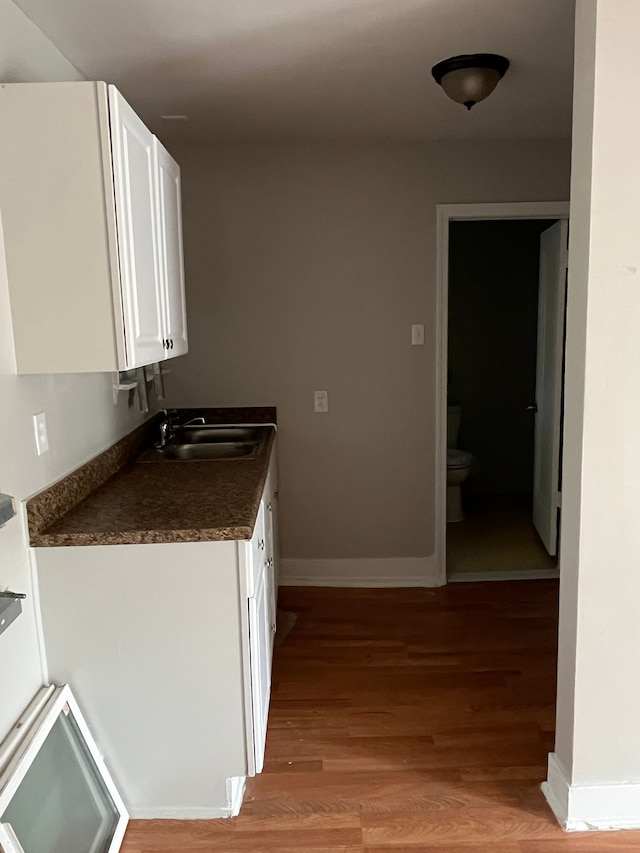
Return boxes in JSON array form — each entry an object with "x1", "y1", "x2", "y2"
[
  {"x1": 155, "y1": 138, "x2": 188, "y2": 358},
  {"x1": 108, "y1": 85, "x2": 166, "y2": 368}
]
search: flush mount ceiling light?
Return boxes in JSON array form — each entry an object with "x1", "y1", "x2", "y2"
[{"x1": 431, "y1": 54, "x2": 510, "y2": 110}]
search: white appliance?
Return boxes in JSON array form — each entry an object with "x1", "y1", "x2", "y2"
[{"x1": 0, "y1": 685, "x2": 128, "y2": 853}]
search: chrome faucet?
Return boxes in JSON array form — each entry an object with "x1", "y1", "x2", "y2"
[
  {"x1": 157, "y1": 417, "x2": 173, "y2": 448},
  {"x1": 157, "y1": 413, "x2": 205, "y2": 448}
]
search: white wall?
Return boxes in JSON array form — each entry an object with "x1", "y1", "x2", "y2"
[
  {"x1": 0, "y1": 0, "x2": 153, "y2": 740},
  {"x1": 545, "y1": 0, "x2": 640, "y2": 830},
  {"x1": 166, "y1": 139, "x2": 571, "y2": 584}
]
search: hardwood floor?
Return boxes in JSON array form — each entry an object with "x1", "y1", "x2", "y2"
[{"x1": 121, "y1": 582, "x2": 640, "y2": 851}]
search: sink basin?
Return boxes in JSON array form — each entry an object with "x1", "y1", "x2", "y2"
[
  {"x1": 138, "y1": 441, "x2": 259, "y2": 462},
  {"x1": 137, "y1": 424, "x2": 270, "y2": 463},
  {"x1": 174, "y1": 426, "x2": 261, "y2": 444}
]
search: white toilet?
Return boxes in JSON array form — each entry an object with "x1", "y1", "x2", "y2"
[{"x1": 447, "y1": 404, "x2": 473, "y2": 523}]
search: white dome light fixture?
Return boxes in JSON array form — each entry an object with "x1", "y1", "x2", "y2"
[{"x1": 431, "y1": 53, "x2": 510, "y2": 110}]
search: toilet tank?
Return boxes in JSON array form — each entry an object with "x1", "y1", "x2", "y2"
[{"x1": 447, "y1": 404, "x2": 462, "y2": 447}]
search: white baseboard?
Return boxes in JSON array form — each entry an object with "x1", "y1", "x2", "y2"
[
  {"x1": 448, "y1": 568, "x2": 559, "y2": 583},
  {"x1": 542, "y1": 753, "x2": 571, "y2": 828},
  {"x1": 279, "y1": 557, "x2": 444, "y2": 588},
  {"x1": 128, "y1": 806, "x2": 236, "y2": 819},
  {"x1": 128, "y1": 776, "x2": 246, "y2": 820},
  {"x1": 543, "y1": 752, "x2": 640, "y2": 831},
  {"x1": 226, "y1": 775, "x2": 246, "y2": 817}
]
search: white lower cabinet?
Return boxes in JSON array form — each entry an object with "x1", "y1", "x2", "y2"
[{"x1": 34, "y1": 461, "x2": 278, "y2": 819}]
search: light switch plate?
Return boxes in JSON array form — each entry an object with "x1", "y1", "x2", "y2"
[{"x1": 411, "y1": 324, "x2": 425, "y2": 346}]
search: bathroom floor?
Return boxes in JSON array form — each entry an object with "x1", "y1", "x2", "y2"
[{"x1": 446, "y1": 493, "x2": 558, "y2": 580}]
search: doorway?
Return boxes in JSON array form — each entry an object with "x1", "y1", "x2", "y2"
[{"x1": 434, "y1": 202, "x2": 570, "y2": 584}]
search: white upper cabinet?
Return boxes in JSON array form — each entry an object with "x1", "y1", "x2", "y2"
[{"x1": 0, "y1": 82, "x2": 188, "y2": 373}]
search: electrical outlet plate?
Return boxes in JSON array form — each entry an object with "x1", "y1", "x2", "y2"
[
  {"x1": 33, "y1": 412, "x2": 49, "y2": 455},
  {"x1": 314, "y1": 390, "x2": 329, "y2": 413}
]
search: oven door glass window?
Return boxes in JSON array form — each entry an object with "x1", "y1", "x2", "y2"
[{"x1": 0, "y1": 686, "x2": 128, "y2": 853}]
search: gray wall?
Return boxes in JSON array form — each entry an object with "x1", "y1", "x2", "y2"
[
  {"x1": 448, "y1": 219, "x2": 555, "y2": 496},
  {"x1": 165, "y1": 139, "x2": 571, "y2": 571},
  {"x1": 0, "y1": 0, "x2": 154, "y2": 742}
]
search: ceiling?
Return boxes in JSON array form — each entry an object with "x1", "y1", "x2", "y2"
[{"x1": 12, "y1": 0, "x2": 576, "y2": 142}]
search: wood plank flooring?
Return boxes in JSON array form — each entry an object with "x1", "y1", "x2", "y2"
[{"x1": 121, "y1": 582, "x2": 640, "y2": 851}]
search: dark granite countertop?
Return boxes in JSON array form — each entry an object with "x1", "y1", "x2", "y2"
[{"x1": 27, "y1": 408, "x2": 277, "y2": 547}]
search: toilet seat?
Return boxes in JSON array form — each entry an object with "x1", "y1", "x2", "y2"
[{"x1": 447, "y1": 449, "x2": 473, "y2": 469}]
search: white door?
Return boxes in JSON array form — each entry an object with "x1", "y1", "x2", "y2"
[
  {"x1": 109, "y1": 85, "x2": 166, "y2": 368},
  {"x1": 155, "y1": 138, "x2": 188, "y2": 358},
  {"x1": 532, "y1": 219, "x2": 569, "y2": 556}
]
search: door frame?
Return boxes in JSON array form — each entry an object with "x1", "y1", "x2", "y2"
[{"x1": 435, "y1": 201, "x2": 570, "y2": 583}]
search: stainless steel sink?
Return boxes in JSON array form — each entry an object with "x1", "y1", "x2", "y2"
[
  {"x1": 137, "y1": 424, "x2": 270, "y2": 463},
  {"x1": 139, "y1": 442, "x2": 258, "y2": 462},
  {"x1": 174, "y1": 426, "x2": 262, "y2": 444}
]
